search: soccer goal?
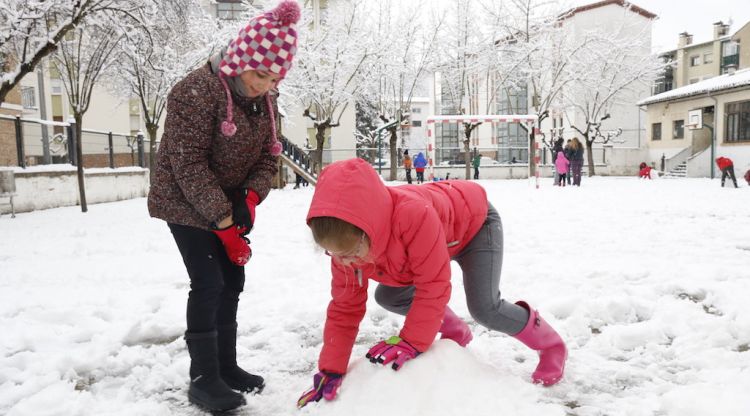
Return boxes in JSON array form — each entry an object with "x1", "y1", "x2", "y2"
[{"x1": 426, "y1": 114, "x2": 539, "y2": 184}]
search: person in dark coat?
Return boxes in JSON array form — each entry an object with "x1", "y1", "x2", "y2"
[
  {"x1": 569, "y1": 138, "x2": 585, "y2": 186},
  {"x1": 563, "y1": 139, "x2": 573, "y2": 184},
  {"x1": 147, "y1": 1, "x2": 301, "y2": 411},
  {"x1": 716, "y1": 157, "x2": 738, "y2": 188}
]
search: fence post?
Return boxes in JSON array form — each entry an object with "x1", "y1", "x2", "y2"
[
  {"x1": 66, "y1": 117, "x2": 77, "y2": 166},
  {"x1": 660, "y1": 153, "x2": 665, "y2": 172},
  {"x1": 14, "y1": 116, "x2": 26, "y2": 168},
  {"x1": 136, "y1": 130, "x2": 145, "y2": 168},
  {"x1": 108, "y1": 132, "x2": 115, "y2": 169}
]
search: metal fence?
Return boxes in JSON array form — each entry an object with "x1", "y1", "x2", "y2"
[
  {"x1": 0, "y1": 115, "x2": 157, "y2": 169},
  {"x1": 316, "y1": 145, "x2": 607, "y2": 168}
]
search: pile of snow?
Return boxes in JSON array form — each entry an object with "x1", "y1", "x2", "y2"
[{"x1": 1, "y1": 177, "x2": 749, "y2": 416}]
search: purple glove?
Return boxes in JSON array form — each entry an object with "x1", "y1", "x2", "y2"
[
  {"x1": 297, "y1": 371, "x2": 343, "y2": 408},
  {"x1": 366, "y1": 336, "x2": 421, "y2": 371}
]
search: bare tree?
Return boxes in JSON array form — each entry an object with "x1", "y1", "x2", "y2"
[
  {"x1": 0, "y1": 0, "x2": 141, "y2": 104},
  {"x1": 284, "y1": 0, "x2": 377, "y2": 173},
  {"x1": 486, "y1": 0, "x2": 588, "y2": 176},
  {"x1": 367, "y1": 0, "x2": 444, "y2": 180},
  {"x1": 110, "y1": 0, "x2": 219, "y2": 181},
  {"x1": 564, "y1": 18, "x2": 664, "y2": 176},
  {"x1": 51, "y1": 17, "x2": 126, "y2": 212}
]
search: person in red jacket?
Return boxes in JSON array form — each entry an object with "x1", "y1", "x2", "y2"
[
  {"x1": 639, "y1": 162, "x2": 652, "y2": 179},
  {"x1": 297, "y1": 158, "x2": 568, "y2": 408},
  {"x1": 745, "y1": 168, "x2": 750, "y2": 186},
  {"x1": 716, "y1": 157, "x2": 738, "y2": 188}
]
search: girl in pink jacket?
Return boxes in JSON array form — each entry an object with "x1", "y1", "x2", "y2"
[
  {"x1": 555, "y1": 151, "x2": 570, "y2": 186},
  {"x1": 297, "y1": 158, "x2": 567, "y2": 408}
]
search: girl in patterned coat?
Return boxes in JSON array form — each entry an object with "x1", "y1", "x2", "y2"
[{"x1": 147, "y1": 1, "x2": 300, "y2": 411}]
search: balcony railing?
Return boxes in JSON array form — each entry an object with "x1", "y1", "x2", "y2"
[{"x1": 721, "y1": 54, "x2": 739, "y2": 68}]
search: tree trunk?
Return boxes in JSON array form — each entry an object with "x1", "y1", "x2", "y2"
[
  {"x1": 585, "y1": 135, "x2": 596, "y2": 177},
  {"x1": 74, "y1": 113, "x2": 88, "y2": 213},
  {"x1": 146, "y1": 123, "x2": 158, "y2": 184},
  {"x1": 389, "y1": 128, "x2": 398, "y2": 181},
  {"x1": 314, "y1": 124, "x2": 326, "y2": 174},
  {"x1": 529, "y1": 130, "x2": 536, "y2": 178}
]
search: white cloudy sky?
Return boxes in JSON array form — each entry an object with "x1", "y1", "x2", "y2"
[{"x1": 572, "y1": 0, "x2": 750, "y2": 52}]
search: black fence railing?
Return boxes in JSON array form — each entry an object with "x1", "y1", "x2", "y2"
[
  {"x1": 0, "y1": 115, "x2": 157, "y2": 169},
  {"x1": 280, "y1": 135, "x2": 316, "y2": 177}
]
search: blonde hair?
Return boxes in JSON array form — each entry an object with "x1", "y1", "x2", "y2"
[
  {"x1": 308, "y1": 216, "x2": 363, "y2": 250},
  {"x1": 570, "y1": 137, "x2": 581, "y2": 150}
]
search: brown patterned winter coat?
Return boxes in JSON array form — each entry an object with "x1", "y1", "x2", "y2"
[{"x1": 148, "y1": 63, "x2": 278, "y2": 230}]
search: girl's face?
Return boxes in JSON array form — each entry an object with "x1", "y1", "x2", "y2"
[
  {"x1": 239, "y1": 70, "x2": 281, "y2": 97},
  {"x1": 321, "y1": 232, "x2": 370, "y2": 266}
]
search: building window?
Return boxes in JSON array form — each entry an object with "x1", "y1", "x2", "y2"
[
  {"x1": 216, "y1": 0, "x2": 245, "y2": 20},
  {"x1": 725, "y1": 100, "x2": 750, "y2": 143},
  {"x1": 411, "y1": 107, "x2": 421, "y2": 114},
  {"x1": 412, "y1": 120, "x2": 422, "y2": 127},
  {"x1": 21, "y1": 86, "x2": 36, "y2": 109},
  {"x1": 690, "y1": 56, "x2": 700, "y2": 66},
  {"x1": 673, "y1": 120, "x2": 684, "y2": 139},
  {"x1": 689, "y1": 78, "x2": 700, "y2": 84},
  {"x1": 704, "y1": 53, "x2": 713, "y2": 64},
  {"x1": 652, "y1": 123, "x2": 662, "y2": 141}
]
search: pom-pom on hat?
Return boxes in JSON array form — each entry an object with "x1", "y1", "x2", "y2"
[{"x1": 219, "y1": 0, "x2": 301, "y2": 79}]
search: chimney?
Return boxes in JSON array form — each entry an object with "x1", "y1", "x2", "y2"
[
  {"x1": 678, "y1": 32, "x2": 693, "y2": 48},
  {"x1": 713, "y1": 21, "x2": 729, "y2": 39}
]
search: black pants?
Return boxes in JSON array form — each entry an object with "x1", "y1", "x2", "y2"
[
  {"x1": 405, "y1": 168, "x2": 412, "y2": 184},
  {"x1": 169, "y1": 223, "x2": 245, "y2": 333},
  {"x1": 721, "y1": 167, "x2": 738, "y2": 188},
  {"x1": 416, "y1": 171, "x2": 424, "y2": 183},
  {"x1": 474, "y1": 167, "x2": 479, "y2": 180}
]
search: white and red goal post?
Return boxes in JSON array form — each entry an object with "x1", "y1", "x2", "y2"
[{"x1": 426, "y1": 115, "x2": 538, "y2": 181}]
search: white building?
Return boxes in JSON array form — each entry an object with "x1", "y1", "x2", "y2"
[{"x1": 549, "y1": 0, "x2": 657, "y2": 150}]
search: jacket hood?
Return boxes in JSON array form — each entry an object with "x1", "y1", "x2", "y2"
[{"x1": 306, "y1": 158, "x2": 393, "y2": 260}]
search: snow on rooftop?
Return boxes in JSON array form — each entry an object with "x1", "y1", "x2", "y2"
[{"x1": 638, "y1": 68, "x2": 750, "y2": 106}]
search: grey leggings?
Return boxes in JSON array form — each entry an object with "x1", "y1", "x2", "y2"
[{"x1": 374, "y1": 203, "x2": 529, "y2": 336}]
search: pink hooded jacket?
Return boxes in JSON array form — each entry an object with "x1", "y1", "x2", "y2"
[
  {"x1": 306, "y1": 158, "x2": 488, "y2": 374},
  {"x1": 555, "y1": 151, "x2": 570, "y2": 173}
]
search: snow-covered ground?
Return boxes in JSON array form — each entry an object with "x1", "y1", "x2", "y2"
[{"x1": 1, "y1": 177, "x2": 749, "y2": 416}]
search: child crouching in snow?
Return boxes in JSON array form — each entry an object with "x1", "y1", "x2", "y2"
[
  {"x1": 297, "y1": 158, "x2": 568, "y2": 408},
  {"x1": 639, "y1": 162, "x2": 652, "y2": 179}
]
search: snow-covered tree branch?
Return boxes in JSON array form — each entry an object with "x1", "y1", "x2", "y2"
[
  {"x1": 0, "y1": 0, "x2": 146, "y2": 104},
  {"x1": 284, "y1": 0, "x2": 378, "y2": 173},
  {"x1": 564, "y1": 15, "x2": 665, "y2": 176}
]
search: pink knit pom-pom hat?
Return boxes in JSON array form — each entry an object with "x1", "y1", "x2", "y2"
[{"x1": 218, "y1": 0, "x2": 300, "y2": 157}]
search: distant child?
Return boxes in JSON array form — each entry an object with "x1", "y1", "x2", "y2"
[
  {"x1": 745, "y1": 169, "x2": 750, "y2": 186},
  {"x1": 716, "y1": 157, "x2": 738, "y2": 188},
  {"x1": 403, "y1": 150, "x2": 413, "y2": 184},
  {"x1": 472, "y1": 153, "x2": 481, "y2": 179},
  {"x1": 296, "y1": 158, "x2": 567, "y2": 408},
  {"x1": 555, "y1": 151, "x2": 569, "y2": 186},
  {"x1": 413, "y1": 152, "x2": 428, "y2": 183},
  {"x1": 638, "y1": 162, "x2": 652, "y2": 179}
]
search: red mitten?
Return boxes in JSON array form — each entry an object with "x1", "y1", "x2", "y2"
[{"x1": 212, "y1": 226, "x2": 251, "y2": 266}]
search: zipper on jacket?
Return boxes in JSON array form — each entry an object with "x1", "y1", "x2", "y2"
[
  {"x1": 356, "y1": 269, "x2": 363, "y2": 287},
  {"x1": 447, "y1": 240, "x2": 460, "y2": 248}
]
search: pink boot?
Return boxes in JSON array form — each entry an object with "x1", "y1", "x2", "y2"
[
  {"x1": 439, "y1": 306, "x2": 473, "y2": 347},
  {"x1": 513, "y1": 301, "x2": 567, "y2": 386}
]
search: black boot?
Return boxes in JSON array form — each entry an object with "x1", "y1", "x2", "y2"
[
  {"x1": 185, "y1": 331, "x2": 246, "y2": 411},
  {"x1": 217, "y1": 323, "x2": 265, "y2": 393}
]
